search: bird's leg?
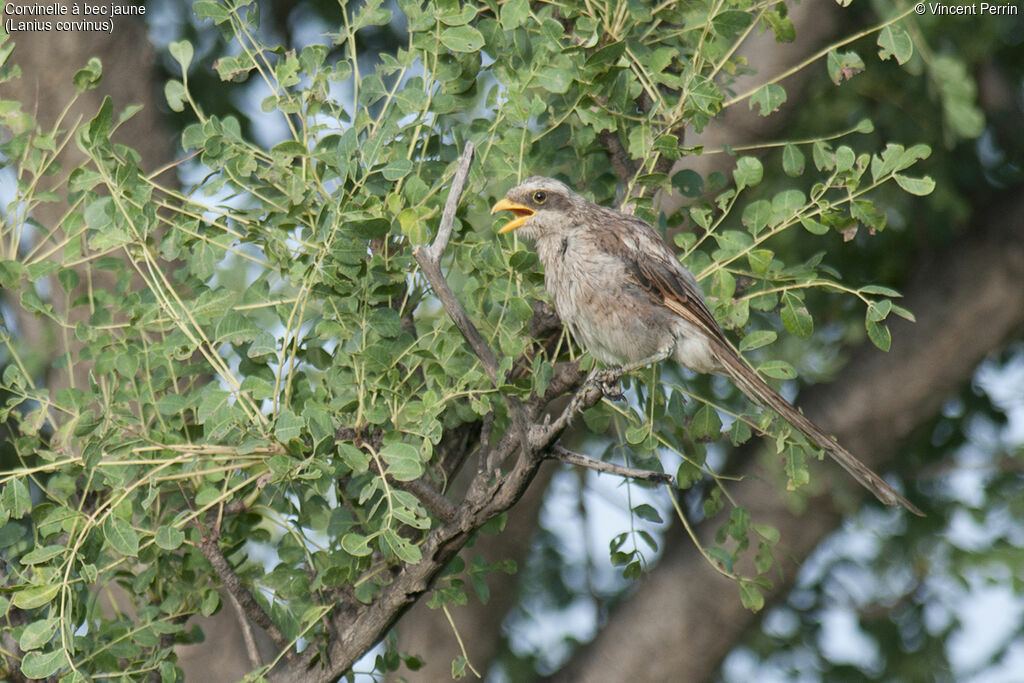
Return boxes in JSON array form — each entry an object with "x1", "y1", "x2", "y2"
[{"x1": 586, "y1": 347, "x2": 674, "y2": 398}]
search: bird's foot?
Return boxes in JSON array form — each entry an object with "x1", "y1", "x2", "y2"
[{"x1": 584, "y1": 367, "x2": 625, "y2": 401}]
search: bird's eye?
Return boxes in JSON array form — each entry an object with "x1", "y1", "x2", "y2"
[{"x1": 533, "y1": 191, "x2": 547, "y2": 204}]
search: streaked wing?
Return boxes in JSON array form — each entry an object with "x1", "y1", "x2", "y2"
[{"x1": 597, "y1": 214, "x2": 728, "y2": 345}]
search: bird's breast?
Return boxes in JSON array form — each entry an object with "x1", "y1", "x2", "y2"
[{"x1": 534, "y1": 234, "x2": 680, "y2": 365}]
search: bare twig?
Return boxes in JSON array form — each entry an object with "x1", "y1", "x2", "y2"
[
  {"x1": 530, "y1": 380, "x2": 605, "y2": 452},
  {"x1": 549, "y1": 445, "x2": 674, "y2": 484},
  {"x1": 420, "y1": 141, "x2": 476, "y2": 261},
  {"x1": 442, "y1": 604, "x2": 483, "y2": 678},
  {"x1": 227, "y1": 588, "x2": 263, "y2": 670},
  {"x1": 412, "y1": 142, "x2": 531, "y2": 460},
  {"x1": 413, "y1": 143, "x2": 501, "y2": 383},
  {"x1": 199, "y1": 536, "x2": 295, "y2": 662}
]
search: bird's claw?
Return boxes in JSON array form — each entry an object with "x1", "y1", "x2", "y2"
[{"x1": 585, "y1": 368, "x2": 625, "y2": 401}]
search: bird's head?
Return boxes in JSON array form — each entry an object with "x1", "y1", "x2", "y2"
[{"x1": 491, "y1": 176, "x2": 579, "y2": 239}]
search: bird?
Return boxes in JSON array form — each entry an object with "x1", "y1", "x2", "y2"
[{"x1": 492, "y1": 175, "x2": 923, "y2": 516}]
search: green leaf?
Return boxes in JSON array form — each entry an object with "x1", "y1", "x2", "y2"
[
  {"x1": 499, "y1": 0, "x2": 530, "y2": 28},
  {"x1": 894, "y1": 173, "x2": 935, "y2": 196},
  {"x1": 0, "y1": 518, "x2": 24, "y2": 547},
  {"x1": 338, "y1": 444, "x2": 370, "y2": 473},
  {"x1": 87, "y1": 95, "x2": 114, "y2": 143},
  {"x1": 72, "y1": 57, "x2": 102, "y2": 92},
  {"x1": 800, "y1": 217, "x2": 828, "y2": 235},
  {"x1": 382, "y1": 159, "x2": 413, "y2": 181},
  {"x1": 835, "y1": 145, "x2": 855, "y2": 172},
  {"x1": 784, "y1": 446, "x2": 809, "y2": 490},
  {"x1": 866, "y1": 318, "x2": 892, "y2": 351},
  {"x1": 866, "y1": 299, "x2": 892, "y2": 322},
  {"x1": 19, "y1": 618, "x2": 58, "y2": 651},
  {"x1": 383, "y1": 528, "x2": 422, "y2": 564},
  {"x1": 733, "y1": 156, "x2": 763, "y2": 190},
  {"x1": 381, "y1": 441, "x2": 423, "y2": 482},
  {"x1": 341, "y1": 532, "x2": 374, "y2": 557},
  {"x1": 672, "y1": 169, "x2": 704, "y2": 197},
  {"x1": 2, "y1": 478, "x2": 31, "y2": 518},
  {"x1": 539, "y1": 65, "x2": 573, "y2": 94},
  {"x1": 20, "y1": 545, "x2": 65, "y2": 565},
  {"x1": 164, "y1": 79, "x2": 187, "y2": 112},
  {"x1": 812, "y1": 141, "x2": 834, "y2": 171},
  {"x1": 155, "y1": 526, "x2": 185, "y2": 550},
  {"x1": 739, "y1": 580, "x2": 765, "y2": 611},
  {"x1": 827, "y1": 49, "x2": 865, "y2": 85},
  {"x1": 274, "y1": 408, "x2": 303, "y2": 443},
  {"x1": 771, "y1": 189, "x2": 805, "y2": 223},
  {"x1": 781, "y1": 292, "x2": 813, "y2": 338},
  {"x1": 855, "y1": 118, "x2": 874, "y2": 134},
  {"x1": 859, "y1": 284, "x2": 902, "y2": 297},
  {"x1": 739, "y1": 330, "x2": 777, "y2": 352},
  {"x1": 169, "y1": 40, "x2": 194, "y2": 73},
  {"x1": 84, "y1": 196, "x2": 113, "y2": 230},
  {"x1": 690, "y1": 404, "x2": 722, "y2": 441},
  {"x1": 711, "y1": 268, "x2": 736, "y2": 300},
  {"x1": 758, "y1": 360, "x2": 796, "y2": 380},
  {"x1": 193, "y1": 1, "x2": 230, "y2": 22},
  {"x1": 707, "y1": 546, "x2": 733, "y2": 573},
  {"x1": 877, "y1": 25, "x2": 913, "y2": 65},
  {"x1": 104, "y1": 516, "x2": 139, "y2": 557},
  {"x1": 440, "y1": 25, "x2": 485, "y2": 52},
  {"x1": 747, "y1": 249, "x2": 773, "y2": 275},
  {"x1": 782, "y1": 143, "x2": 804, "y2": 177},
  {"x1": 632, "y1": 504, "x2": 663, "y2": 524},
  {"x1": 753, "y1": 523, "x2": 781, "y2": 545},
  {"x1": 741, "y1": 200, "x2": 771, "y2": 235},
  {"x1": 13, "y1": 583, "x2": 61, "y2": 610},
  {"x1": 729, "y1": 418, "x2": 752, "y2": 446},
  {"x1": 20, "y1": 649, "x2": 65, "y2": 679},
  {"x1": 749, "y1": 83, "x2": 786, "y2": 116}
]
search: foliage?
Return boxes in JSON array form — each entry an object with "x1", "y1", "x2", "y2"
[{"x1": 0, "y1": 0, "x2": 938, "y2": 679}]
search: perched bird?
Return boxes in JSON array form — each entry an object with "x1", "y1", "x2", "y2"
[{"x1": 492, "y1": 176, "x2": 922, "y2": 516}]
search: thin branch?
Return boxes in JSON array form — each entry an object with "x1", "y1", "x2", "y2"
[
  {"x1": 723, "y1": 6, "x2": 917, "y2": 109},
  {"x1": 420, "y1": 141, "x2": 476, "y2": 262},
  {"x1": 412, "y1": 141, "x2": 531, "y2": 459},
  {"x1": 413, "y1": 143, "x2": 499, "y2": 382},
  {"x1": 199, "y1": 536, "x2": 295, "y2": 662},
  {"x1": 227, "y1": 589, "x2": 263, "y2": 671},
  {"x1": 442, "y1": 604, "x2": 482, "y2": 679},
  {"x1": 549, "y1": 445, "x2": 674, "y2": 484}
]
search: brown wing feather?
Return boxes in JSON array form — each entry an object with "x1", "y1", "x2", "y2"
[
  {"x1": 590, "y1": 211, "x2": 924, "y2": 516},
  {"x1": 594, "y1": 214, "x2": 727, "y2": 344}
]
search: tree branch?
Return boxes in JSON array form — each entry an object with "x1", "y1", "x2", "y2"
[
  {"x1": 412, "y1": 141, "x2": 531, "y2": 461},
  {"x1": 199, "y1": 536, "x2": 294, "y2": 664},
  {"x1": 548, "y1": 445, "x2": 674, "y2": 484}
]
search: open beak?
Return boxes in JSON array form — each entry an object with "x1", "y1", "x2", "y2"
[{"x1": 491, "y1": 197, "x2": 535, "y2": 234}]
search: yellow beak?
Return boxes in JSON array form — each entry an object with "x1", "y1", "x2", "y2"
[{"x1": 491, "y1": 197, "x2": 535, "y2": 233}]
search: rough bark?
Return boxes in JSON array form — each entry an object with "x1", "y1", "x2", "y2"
[
  {"x1": 397, "y1": 465, "x2": 555, "y2": 679},
  {"x1": 554, "y1": 193, "x2": 1024, "y2": 682}
]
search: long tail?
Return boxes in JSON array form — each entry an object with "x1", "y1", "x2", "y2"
[{"x1": 714, "y1": 344, "x2": 923, "y2": 516}]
